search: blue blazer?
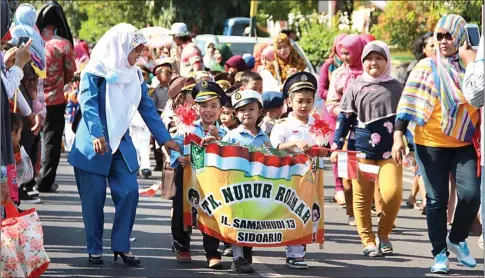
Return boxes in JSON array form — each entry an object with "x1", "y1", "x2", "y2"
[{"x1": 68, "y1": 73, "x2": 171, "y2": 176}]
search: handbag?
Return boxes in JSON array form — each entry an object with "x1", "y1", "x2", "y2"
[
  {"x1": 1, "y1": 202, "x2": 50, "y2": 278},
  {"x1": 160, "y1": 146, "x2": 176, "y2": 200}
]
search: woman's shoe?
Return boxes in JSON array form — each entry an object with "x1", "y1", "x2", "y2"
[
  {"x1": 88, "y1": 254, "x2": 104, "y2": 264},
  {"x1": 363, "y1": 246, "x2": 382, "y2": 257},
  {"x1": 113, "y1": 251, "x2": 141, "y2": 266},
  {"x1": 379, "y1": 242, "x2": 394, "y2": 255}
]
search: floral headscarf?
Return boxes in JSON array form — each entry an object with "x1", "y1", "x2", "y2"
[{"x1": 266, "y1": 33, "x2": 306, "y2": 83}]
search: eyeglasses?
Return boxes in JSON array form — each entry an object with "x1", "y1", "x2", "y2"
[{"x1": 436, "y1": 32, "x2": 453, "y2": 41}]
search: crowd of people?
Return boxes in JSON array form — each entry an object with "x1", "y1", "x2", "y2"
[{"x1": 1, "y1": 0, "x2": 484, "y2": 276}]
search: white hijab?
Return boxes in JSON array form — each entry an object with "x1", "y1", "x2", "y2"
[{"x1": 82, "y1": 23, "x2": 148, "y2": 153}]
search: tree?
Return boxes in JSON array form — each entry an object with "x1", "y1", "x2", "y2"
[
  {"x1": 257, "y1": 0, "x2": 318, "y2": 21},
  {"x1": 371, "y1": 0, "x2": 483, "y2": 50}
]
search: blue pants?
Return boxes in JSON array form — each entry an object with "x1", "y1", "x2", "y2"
[
  {"x1": 74, "y1": 151, "x2": 139, "y2": 255},
  {"x1": 415, "y1": 144, "x2": 480, "y2": 257}
]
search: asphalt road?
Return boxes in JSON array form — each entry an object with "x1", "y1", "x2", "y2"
[{"x1": 23, "y1": 155, "x2": 485, "y2": 278}]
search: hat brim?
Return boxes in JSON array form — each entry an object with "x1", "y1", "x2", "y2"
[
  {"x1": 233, "y1": 98, "x2": 261, "y2": 110},
  {"x1": 283, "y1": 82, "x2": 316, "y2": 98},
  {"x1": 152, "y1": 63, "x2": 172, "y2": 75},
  {"x1": 170, "y1": 31, "x2": 190, "y2": 37}
]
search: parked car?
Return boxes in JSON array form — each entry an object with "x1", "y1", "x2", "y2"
[
  {"x1": 194, "y1": 34, "x2": 316, "y2": 75},
  {"x1": 223, "y1": 18, "x2": 250, "y2": 36}
]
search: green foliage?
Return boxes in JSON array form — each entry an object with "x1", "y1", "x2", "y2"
[
  {"x1": 371, "y1": 0, "x2": 483, "y2": 50},
  {"x1": 298, "y1": 20, "x2": 340, "y2": 68},
  {"x1": 258, "y1": 0, "x2": 318, "y2": 21}
]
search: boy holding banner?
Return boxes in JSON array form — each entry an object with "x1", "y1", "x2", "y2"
[
  {"x1": 270, "y1": 71, "x2": 324, "y2": 269},
  {"x1": 221, "y1": 89, "x2": 271, "y2": 273},
  {"x1": 169, "y1": 81, "x2": 227, "y2": 269}
]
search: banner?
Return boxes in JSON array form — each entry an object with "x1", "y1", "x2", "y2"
[{"x1": 182, "y1": 134, "x2": 324, "y2": 247}]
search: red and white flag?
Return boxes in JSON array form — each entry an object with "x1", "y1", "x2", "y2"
[{"x1": 337, "y1": 152, "x2": 380, "y2": 181}]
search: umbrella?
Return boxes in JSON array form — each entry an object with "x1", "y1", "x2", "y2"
[{"x1": 141, "y1": 26, "x2": 171, "y2": 48}]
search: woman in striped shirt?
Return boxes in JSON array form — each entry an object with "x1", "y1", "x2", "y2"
[{"x1": 392, "y1": 14, "x2": 480, "y2": 274}]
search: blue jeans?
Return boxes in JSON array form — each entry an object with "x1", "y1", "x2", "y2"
[{"x1": 415, "y1": 144, "x2": 480, "y2": 257}]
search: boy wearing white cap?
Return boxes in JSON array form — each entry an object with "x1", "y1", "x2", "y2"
[{"x1": 221, "y1": 89, "x2": 271, "y2": 273}]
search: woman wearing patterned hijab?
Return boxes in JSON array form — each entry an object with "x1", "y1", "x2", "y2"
[
  {"x1": 68, "y1": 23, "x2": 179, "y2": 266},
  {"x1": 393, "y1": 14, "x2": 480, "y2": 274},
  {"x1": 261, "y1": 33, "x2": 307, "y2": 91}
]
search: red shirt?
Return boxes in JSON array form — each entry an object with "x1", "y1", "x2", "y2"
[{"x1": 42, "y1": 27, "x2": 76, "y2": 106}]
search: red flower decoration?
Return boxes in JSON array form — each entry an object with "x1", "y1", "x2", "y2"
[
  {"x1": 173, "y1": 103, "x2": 198, "y2": 135},
  {"x1": 309, "y1": 112, "x2": 332, "y2": 146}
]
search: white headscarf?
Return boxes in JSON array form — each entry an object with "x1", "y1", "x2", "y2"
[{"x1": 82, "y1": 23, "x2": 148, "y2": 153}]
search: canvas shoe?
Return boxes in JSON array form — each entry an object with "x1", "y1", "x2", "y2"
[{"x1": 286, "y1": 257, "x2": 308, "y2": 269}]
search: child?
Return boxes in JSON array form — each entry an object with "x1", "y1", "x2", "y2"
[
  {"x1": 270, "y1": 71, "x2": 325, "y2": 269},
  {"x1": 239, "y1": 71, "x2": 263, "y2": 94},
  {"x1": 260, "y1": 91, "x2": 285, "y2": 136},
  {"x1": 10, "y1": 113, "x2": 23, "y2": 205},
  {"x1": 162, "y1": 76, "x2": 196, "y2": 136},
  {"x1": 219, "y1": 98, "x2": 239, "y2": 132},
  {"x1": 222, "y1": 89, "x2": 270, "y2": 273},
  {"x1": 151, "y1": 60, "x2": 173, "y2": 115},
  {"x1": 64, "y1": 73, "x2": 80, "y2": 152},
  {"x1": 330, "y1": 41, "x2": 404, "y2": 257},
  {"x1": 170, "y1": 81, "x2": 227, "y2": 269}
]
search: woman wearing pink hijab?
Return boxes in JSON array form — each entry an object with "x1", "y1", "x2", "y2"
[
  {"x1": 318, "y1": 33, "x2": 347, "y2": 100},
  {"x1": 326, "y1": 34, "x2": 367, "y2": 219}
]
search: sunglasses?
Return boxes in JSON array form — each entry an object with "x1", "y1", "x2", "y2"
[{"x1": 436, "y1": 32, "x2": 453, "y2": 41}]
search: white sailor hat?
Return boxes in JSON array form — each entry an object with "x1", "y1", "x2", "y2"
[{"x1": 231, "y1": 89, "x2": 263, "y2": 110}]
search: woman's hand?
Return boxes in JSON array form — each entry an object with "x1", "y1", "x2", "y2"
[
  {"x1": 1, "y1": 182, "x2": 10, "y2": 205},
  {"x1": 14, "y1": 39, "x2": 32, "y2": 69},
  {"x1": 31, "y1": 114, "x2": 43, "y2": 136},
  {"x1": 391, "y1": 131, "x2": 406, "y2": 165},
  {"x1": 330, "y1": 151, "x2": 338, "y2": 164},
  {"x1": 163, "y1": 140, "x2": 181, "y2": 154},
  {"x1": 93, "y1": 136, "x2": 108, "y2": 154}
]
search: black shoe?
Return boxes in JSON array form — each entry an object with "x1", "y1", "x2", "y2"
[
  {"x1": 113, "y1": 251, "x2": 140, "y2": 266},
  {"x1": 141, "y1": 169, "x2": 152, "y2": 179},
  {"x1": 19, "y1": 188, "x2": 41, "y2": 204},
  {"x1": 36, "y1": 183, "x2": 59, "y2": 193},
  {"x1": 231, "y1": 257, "x2": 254, "y2": 273},
  {"x1": 89, "y1": 254, "x2": 104, "y2": 264}
]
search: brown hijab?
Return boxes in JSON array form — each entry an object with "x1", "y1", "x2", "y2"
[{"x1": 266, "y1": 33, "x2": 306, "y2": 83}]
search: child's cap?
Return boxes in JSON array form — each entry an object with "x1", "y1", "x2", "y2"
[
  {"x1": 282, "y1": 71, "x2": 317, "y2": 99},
  {"x1": 168, "y1": 76, "x2": 196, "y2": 99},
  {"x1": 242, "y1": 53, "x2": 255, "y2": 69},
  {"x1": 232, "y1": 89, "x2": 263, "y2": 110},
  {"x1": 261, "y1": 91, "x2": 284, "y2": 109},
  {"x1": 192, "y1": 80, "x2": 228, "y2": 104}
]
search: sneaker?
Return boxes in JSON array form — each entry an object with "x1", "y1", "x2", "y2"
[
  {"x1": 348, "y1": 216, "x2": 356, "y2": 226},
  {"x1": 231, "y1": 257, "x2": 254, "y2": 273},
  {"x1": 430, "y1": 250, "x2": 449, "y2": 274},
  {"x1": 172, "y1": 247, "x2": 192, "y2": 263},
  {"x1": 447, "y1": 238, "x2": 476, "y2": 268},
  {"x1": 285, "y1": 257, "x2": 308, "y2": 269},
  {"x1": 222, "y1": 245, "x2": 233, "y2": 257},
  {"x1": 208, "y1": 258, "x2": 223, "y2": 269}
]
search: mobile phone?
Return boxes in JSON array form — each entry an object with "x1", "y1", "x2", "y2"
[
  {"x1": 17, "y1": 36, "x2": 29, "y2": 47},
  {"x1": 465, "y1": 24, "x2": 481, "y2": 50}
]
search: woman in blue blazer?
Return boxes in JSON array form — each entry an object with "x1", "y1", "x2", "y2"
[{"x1": 68, "y1": 23, "x2": 179, "y2": 266}]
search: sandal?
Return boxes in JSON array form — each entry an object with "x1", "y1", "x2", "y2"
[
  {"x1": 379, "y1": 242, "x2": 393, "y2": 255},
  {"x1": 363, "y1": 246, "x2": 382, "y2": 257}
]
